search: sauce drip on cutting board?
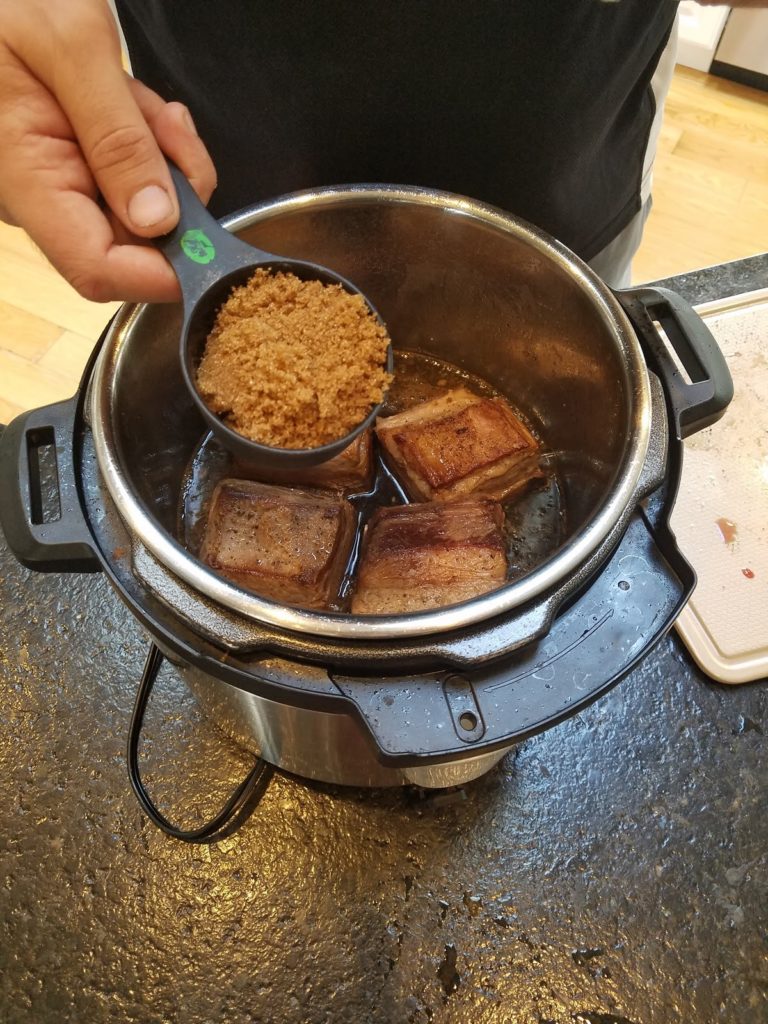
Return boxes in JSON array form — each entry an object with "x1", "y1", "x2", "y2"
[{"x1": 716, "y1": 517, "x2": 738, "y2": 545}]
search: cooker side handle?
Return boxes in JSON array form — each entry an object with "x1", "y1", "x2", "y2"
[
  {"x1": 0, "y1": 398, "x2": 101, "y2": 572},
  {"x1": 616, "y1": 286, "x2": 733, "y2": 439}
]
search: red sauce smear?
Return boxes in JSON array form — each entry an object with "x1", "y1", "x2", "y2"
[
  {"x1": 742, "y1": 568, "x2": 755, "y2": 579},
  {"x1": 716, "y1": 517, "x2": 737, "y2": 544}
]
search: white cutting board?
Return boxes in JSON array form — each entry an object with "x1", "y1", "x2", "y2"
[{"x1": 670, "y1": 289, "x2": 768, "y2": 684}]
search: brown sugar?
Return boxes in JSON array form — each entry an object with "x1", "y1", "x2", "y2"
[{"x1": 195, "y1": 269, "x2": 392, "y2": 449}]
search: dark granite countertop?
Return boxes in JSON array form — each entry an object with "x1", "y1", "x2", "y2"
[
  {"x1": 1, "y1": 256, "x2": 766, "y2": 1024},
  {"x1": 649, "y1": 252, "x2": 767, "y2": 306}
]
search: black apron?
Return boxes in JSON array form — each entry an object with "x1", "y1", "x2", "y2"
[{"x1": 115, "y1": 0, "x2": 677, "y2": 260}]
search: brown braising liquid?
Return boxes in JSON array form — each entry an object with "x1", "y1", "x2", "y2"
[{"x1": 178, "y1": 351, "x2": 566, "y2": 612}]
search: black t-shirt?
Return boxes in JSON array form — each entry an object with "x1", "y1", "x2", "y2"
[{"x1": 115, "y1": 0, "x2": 677, "y2": 260}]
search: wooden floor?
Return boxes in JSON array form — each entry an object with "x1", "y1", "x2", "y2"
[
  {"x1": 0, "y1": 65, "x2": 766, "y2": 423},
  {"x1": 632, "y1": 66, "x2": 768, "y2": 283}
]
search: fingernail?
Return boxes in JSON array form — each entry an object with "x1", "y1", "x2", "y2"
[
  {"x1": 182, "y1": 109, "x2": 198, "y2": 135},
  {"x1": 128, "y1": 185, "x2": 174, "y2": 228}
]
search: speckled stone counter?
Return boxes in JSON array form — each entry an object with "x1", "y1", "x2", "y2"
[
  {"x1": 651, "y1": 251, "x2": 768, "y2": 305},
  {"x1": 1, "y1": 257, "x2": 766, "y2": 1024}
]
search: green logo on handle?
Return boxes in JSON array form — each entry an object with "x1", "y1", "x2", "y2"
[{"x1": 180, "y1": 229, "x2": 216, "y2": 264}]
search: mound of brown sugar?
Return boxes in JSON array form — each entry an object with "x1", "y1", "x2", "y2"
[{"x1": 195, "y1": 269, "x2": 392, "y2": 449}]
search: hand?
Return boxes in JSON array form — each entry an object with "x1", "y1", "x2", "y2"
[{"x1": 0, "y1": 0, "x2": 217, "y2": 303}]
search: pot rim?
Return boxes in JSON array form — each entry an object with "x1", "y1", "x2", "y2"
[{"x1": 89, "y1": 184, "x2": 651, "y2": 640}]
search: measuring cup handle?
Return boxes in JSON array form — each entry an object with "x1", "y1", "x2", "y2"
[{"x1": 157, "y1": 161, "x2": 271, "y2": 305}]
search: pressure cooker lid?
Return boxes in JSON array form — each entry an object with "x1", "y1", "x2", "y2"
[{"x1": 88, "y1": 185, "x2": 652, "y2": 640}]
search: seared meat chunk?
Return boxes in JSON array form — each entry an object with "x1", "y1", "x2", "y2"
[
  {"x1": 351, "y1": 499, "x2": 507, "y2": 615},
  {"x1": 376, "y1": 387, "x2": 541, "y2": 502},
  {"x1": 248, "y1": 430, "x2": 374, "y2": 493},
  {"x1": 200, "y1": 479, "x2": 355, "y2": 609}
]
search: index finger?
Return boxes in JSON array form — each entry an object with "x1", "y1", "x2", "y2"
[{"x1": 26, "y1": 15, "x2": 180, "y2": 237}]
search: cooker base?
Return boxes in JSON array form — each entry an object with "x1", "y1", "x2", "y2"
[{"x1": 173, "y1": 653, "x2": 514, "y2": 788}]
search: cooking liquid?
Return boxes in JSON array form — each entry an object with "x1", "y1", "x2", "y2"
[{"x1": 179, "y1": 351, "x2": 566, "y2": 612}]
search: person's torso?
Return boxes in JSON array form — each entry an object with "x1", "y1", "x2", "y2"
[{"x1": 115, "y1": 0, "x2": 678, "y2": 258}]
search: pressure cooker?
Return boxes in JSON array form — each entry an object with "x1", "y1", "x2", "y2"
[{"x1": 0, "y1": 186, "x2": 732, "y2": 841}]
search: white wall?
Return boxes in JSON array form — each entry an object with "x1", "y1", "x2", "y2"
[
  {"x1": 715, "y1": 8, "x2": 768, "y2": 75},
  {"x1": 676, "y1": 1, "x2": 731, "y2": 71}
]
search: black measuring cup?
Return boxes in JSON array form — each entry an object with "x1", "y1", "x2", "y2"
[{"x1": 157, "y1": 163, "x2": 393, "y2": 470}]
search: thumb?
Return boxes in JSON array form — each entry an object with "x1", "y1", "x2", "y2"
[{"x1": 33, "y1": 29, "x2": 179, "y2": 236}]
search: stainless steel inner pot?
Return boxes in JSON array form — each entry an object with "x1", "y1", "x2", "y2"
[{"x1": 89, "y1": 185, "x2": 651, "y2": 640}]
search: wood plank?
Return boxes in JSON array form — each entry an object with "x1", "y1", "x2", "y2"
[
  {"x1": 631, "y1": 65, "x2": 767, "y2": 284},
  {"x1": 0, "y1": 221, "x2": 48, "y2": 262},
  {"x1": 0, "y1": 228, "x2": 119, "y2": 340},
  {"x1": 665, "y1": 84, "x2": 768, "y2": 132},
  {"x1": 651, "y1": 150, "x2": 748, "y2": 212},
  {"x1": 657, "y1": 119, "x2": 684, "y2": 155},
  {"x1": 0, "y1": 350, "x2": 79, "y2": 412},
  {"x1": 673, "y1": 129, "x2": 768, "y2": 183},
  {"x1": 0, "y1": 301, "x2": 62, "y2": 362},
  {"x1": 0, "y1": 395, "x2": 24, "y2": 426},
  {"x1": 741, "y1": 178, "x2": 768, "y2": 221},
  {"x1": 37, "y1": 331, "x2": 97, "y2": 385},
  {"x1": 651, "y1": 174, "x2": 768, "y2": 253},
  {"x1": 667, "y1": 65, "x2": 768, "y2": 116}
]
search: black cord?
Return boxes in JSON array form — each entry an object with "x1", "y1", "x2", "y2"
[{"x1": 127, "y1": 642, "x2": 274, "y2": 843}]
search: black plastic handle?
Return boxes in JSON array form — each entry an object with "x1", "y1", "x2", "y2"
[
  {"x1": 157, "y1": 162, "x2": 272, "y2": 308},
  {"x1": 0, "y1": 398, "x2": 100, "y2": 572},
  {"x1": 127, "y1": 643, "x2": 274, "y2": 843},
  {"x1": 616, "y1": 285, "x2": 733, "y2": 439}
]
